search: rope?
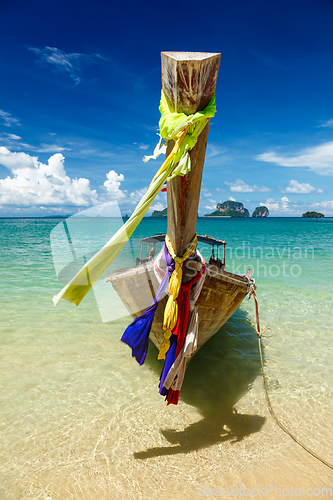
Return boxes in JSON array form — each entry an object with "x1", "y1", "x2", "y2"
[{"x1": 252, "y1": 290, "x2": 333, "y2": 470}]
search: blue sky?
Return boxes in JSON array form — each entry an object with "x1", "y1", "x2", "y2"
[{"x1": 1, "y1": 0, "x2": 333, "y2": 217}]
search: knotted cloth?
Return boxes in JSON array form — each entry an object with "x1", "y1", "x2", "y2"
[
  {"x1": 159, "y1": 263, "x2": 206, "y2": 405},
  {"x1": 52, "y1": 91, "x2": 216, "y2": 307},
  {"x1": 158, "y1": 233, "x2": 198, "y2": 359},
  {"x1": 120, "y1": 242, "x2": 174, "y2": 365}
]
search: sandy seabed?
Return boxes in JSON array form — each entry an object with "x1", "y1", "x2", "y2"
[
  {"x1": 1, "y1": 327, "x2": 332, "y2": 500},
  {"x1": 2, "y1": 394, "x2": 332, "y2": 500}
]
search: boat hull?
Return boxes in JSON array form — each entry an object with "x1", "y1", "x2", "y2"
[{"x1": 106, "y1": 261, "x2": 250, "y2": 352}]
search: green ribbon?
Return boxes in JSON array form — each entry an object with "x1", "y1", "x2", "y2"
[{"x1": 53, "y1": 91, "x2": 216, "y2": 307}]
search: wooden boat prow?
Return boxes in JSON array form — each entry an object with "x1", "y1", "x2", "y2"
[{"x1": 105, "y1": 53, "x2": 255, "y2": 362}]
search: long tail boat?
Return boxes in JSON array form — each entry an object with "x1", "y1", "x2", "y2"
[
  {"x1": 106, "y1": 234, "x2": 253, "y2": 352},
  {"x1": 105, "y1": 52, "x2": 255, "y2": 355}
]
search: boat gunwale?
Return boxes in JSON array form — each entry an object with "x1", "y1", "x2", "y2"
[{"x1": 105, "y1": 260, "x2": 252, "y2": 290}]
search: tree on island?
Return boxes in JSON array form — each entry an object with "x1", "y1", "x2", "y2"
[
  {"x1": 302, "y1": 211, "x2": 324, "y2": 218},
  {"x1": 151, "y1": 207, "x2": 167, "y2": 217},
  {"x1": 205, "y1": 200, "x2": 249, "y2": 217}
]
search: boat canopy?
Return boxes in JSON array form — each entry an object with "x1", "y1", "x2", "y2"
[{"x1": 140, "y1": 234, "x2": 226, "y2": 246}]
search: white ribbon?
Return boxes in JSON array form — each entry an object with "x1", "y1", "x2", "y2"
[{"x1": 143, "y1": 135, "x2": 167, "y2": 163}]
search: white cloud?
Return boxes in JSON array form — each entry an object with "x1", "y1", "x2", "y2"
[
  {"x1": 283, "y1": 179, "x2": 324, "y2": 194},
  {"x1": 281, "y1": 196, "x2": 289, "y2": 209},
  {"x1": 224, "y1": 179, "x2": 271, "y2": 193},
  {"x1": 260, "y1": 196, "x2": 290, "y2": 213},
  {"x1": 0, "y1": 134, "x2": 70, "y2": 154},
  {"x1": 318, "y1": 119, "x2": 333, "y2": 128},
  {"x1": 129, "y1": 187, "x2": 149, "y2": 205},
  {"x1": 0, "y1": 148, "x2": 98, "y2": 207},
  {"x1": 229, "y1": 196, "x2": 236, "y2": 202},
  {"x1": 0, "y1": 147, "x2": 36, "y2": 170},
  {"x1": 4, "y1": 133, "x2": 21, "y2": 140},
  {"x1": 0, "y1": 110, "x2": 20, "y2": 127},
  {"x1": 202, "y1": 188, "x2": 212, "y2": 197},
  {"x1": 28, "y1": 46, "x2": 103, "y2": 85},
  {"x1": 257, "y1": 142, "x2": 333, "y2": 175},
  {"x1": 103, "y1": 170, "x2": 126, "y2": 199},
  {"x1": 151, "y1": 202, "x2": 165, "y2": 212},
  {"x1": 35, "y1": 144, "x2": 70, "y2": 153},
  {"x1": 310, "y1": 200, "x2": 333, "y2": 214},
  {"x1": 260, "y1": 198, "x2": 279, "y2": 211},
  {"x1": 0, "y1": 147, "x2": 174, "y2": 215}
]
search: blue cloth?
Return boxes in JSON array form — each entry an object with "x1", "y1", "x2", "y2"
[
  {"x1": 121, "y1": 243, "x2": 174, "y2": 365},
  {"x1": 121, "y1": 304, "x2": 158, "y2": 365},
  {"x1": 159, "y1": 333, "x2": 177, "y2": 397}
]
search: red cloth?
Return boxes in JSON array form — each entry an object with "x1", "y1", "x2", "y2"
[{"x1": 166, "y1": 265, "x2": 206, "y2": 405}]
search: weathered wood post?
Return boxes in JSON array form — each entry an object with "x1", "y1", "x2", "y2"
[{"x1": 161, "y1": 51, "x2": 221, "y2": 257}]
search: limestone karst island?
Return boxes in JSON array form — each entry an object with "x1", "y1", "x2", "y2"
[
  {"x1": 151, "y1": 201, "x2": 270, "y2": 218},
  {"x1": 204, "y1": 201, "x2": 269, "y2": 218},
  {"x1": 302, "y1": 211, "x2": 324, "y2": 218}
]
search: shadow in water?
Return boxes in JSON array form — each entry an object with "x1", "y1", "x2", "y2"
[{"x1": 135, "y1": 307, "x2": 265, "y2": 459}]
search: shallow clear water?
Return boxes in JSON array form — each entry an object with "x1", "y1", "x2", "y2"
[{"x1": 0, "y1": 217, "x2": 332, "y2": 499}]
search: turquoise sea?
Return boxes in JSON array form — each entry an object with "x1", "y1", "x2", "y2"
[{"x1": 1, "y1": 216, "x2": 332, "y2": 499}]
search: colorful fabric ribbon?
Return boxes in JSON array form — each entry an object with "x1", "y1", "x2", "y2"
[
  {"x1": 120, "y1": 243, "x2": 173, "y2": 365},
  {"x1": 120, "y1": 233, "x2": 206, "y2": 406},
  {"x1": 159, "y1": 264, "x2": 206, "y2": 405},
  {"x1": 158, "y1": 233, "x2": 198, "y2": 360},
  {"x1": 163, "y1": 269, "x2": 206, "y2": 393}
]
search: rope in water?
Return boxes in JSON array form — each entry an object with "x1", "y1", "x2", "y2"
[{"x1": 252, "y1": 290, "x2": 333, "y2": 470}]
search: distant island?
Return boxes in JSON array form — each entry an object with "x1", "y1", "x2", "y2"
[
  {"x1": 302, "y1": 211, "x2": 324, "y2": 218},
  {"x1": 151, "y1": 208, "x2": 167, "y2": 217},
  {"x1": 205, "y1": 200, "x2": 250, "y2": 218},
  {"x1": 152, "y1": 202, "x2": 271, "y2": 218},
  {"x1": 252, "y1": 206, "x2": 269, "y2": 217}
]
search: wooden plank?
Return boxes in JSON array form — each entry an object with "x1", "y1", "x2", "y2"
[
  {"x1": 161, "y1": 51, "x2": 221, "y2": 257},
  {"x1": 107, "y1": 261, "x2": 250, "y2": 290},
  {"x1": 161, "y1": 52, "x2": 221, "y2": 114}
]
